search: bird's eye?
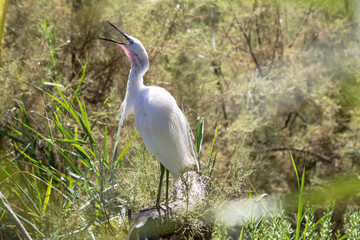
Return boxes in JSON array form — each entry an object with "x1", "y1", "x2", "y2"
[{"x1": 130, "y1": 40, "x2": 134, "y2": 45}]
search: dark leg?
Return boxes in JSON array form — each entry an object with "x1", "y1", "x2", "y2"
[
  {"x1": 156, "y1": 163, "x2": 165, "y2": 207},
  {"x1": 165, "y1": 169, "x2": 169, "y2": 205}
]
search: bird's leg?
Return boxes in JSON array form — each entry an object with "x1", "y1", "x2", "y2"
[
  {"x1": 156, "y1": 163, "x2": 165, "y2": 207},
  {"x1": 165, "y1": 169, "x2": 169, "y2": 205}
]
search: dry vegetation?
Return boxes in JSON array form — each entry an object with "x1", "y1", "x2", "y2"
[{"x1": 1, "y1": 0, "x2": 360, "y2": 239}]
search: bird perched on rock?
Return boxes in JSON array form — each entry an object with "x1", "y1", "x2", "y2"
[{"x1": 100, "y1": 21, "x2": 197, "y2": 206}]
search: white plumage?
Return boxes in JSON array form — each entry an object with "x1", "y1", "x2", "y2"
[
  {"x1": 134, "y1": 86, "x2": 194, "y2": 180},
  {"x1": 101, "y1": 22, "x2": 195, "y2": 181}
]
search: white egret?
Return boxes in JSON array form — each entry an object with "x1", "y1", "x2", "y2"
[{"x1": 100, "y1": 21, "x2": 197, "y2": 206}]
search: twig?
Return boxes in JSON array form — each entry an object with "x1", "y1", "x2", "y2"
[
  {"x1": 221, "y1": 16, "x2": 247, "y2": 53},
  {"x1": 269, "y1": 147, "x2": 336, "y2": 163},
  {"x1": 185, "y1": 89, "x2": 233, "y2": 114},
  {"x1": 253, "y1": 0, "x2": 262, "y2": 46},
  {"x1": 211, "y1": 7, "x2": 216, "y2": 49},
  {"x1": 288, "y1": 6, "x2": 313, "y2": 48},
  {"x1": 211, "y1": 7, "x2": 228, "y2": 127},
  {"x1": 149, "y1": 7, "x2": 181, "y2": 61},
  {"x1": 219, "y1": 17, "x2": 235, "y2": 47},
  {"x1": 238, "y1": 19, "x2": 263, "y2": 76},
  {"x1": 266, "y1": 6, "x2": 281, "y2": 75},
  {"x1": 303, "y1": 32, "x2": 318, "y2": 52},
  {"x1": 281, "y1": 110, "x2": 306, "y2": 130},
  {"x1": 0, "y1": 191, "x2": 33, "y2": 240}
]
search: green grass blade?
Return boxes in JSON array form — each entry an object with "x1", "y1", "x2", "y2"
[
  {"x1": 55, "y1": 138, "x2": 88, "y2": 144},
  {"x1": 196, "y1": 116, "x2": 204, "y2": 158},
  {"x1": 0, "y1": 209, "x2": 5, "y2": 222},
  {"x1": 300, "y1": 166, "x2": 306, "y2": 197},
  {"x1": 115, "y1": 132, "x2": 138, "y2": 169},
  {"x1": 15, "y1": 144, "x2": 41, "y2": 165},
  {"x1": 206, "y1": 125, "x2": 218, "y2": 176},
  {"x1": 58, "y1": 150, "x2": 81, "y2": 176},
  {"x1": 238, "y1": 226, "x2": 244, "y2": 240},
  {"x1": 16, "y1": 212, "x2": 46, "y2": 237},
  {"x1": 295, "y1": 163, "x2": 306, "y2": 240},
  {"x1": 77, "y1": 98, "x2": 90, "y2": 131},
  {"x1": 72, "y1": 144, "x2": 91, "y2": 160},
  {"x1": 76, "y1": 97, "x2": 96, "y2": 146},
  {"x1": 337, "y1": 234, "x2": 348, "y2": 240},
  {"x1": 14, "y1": 116, "x2": 47, "y2": 141},
  {"x1": 290, "y1": 150, "x2": 300, "y2": 189},
  {"x1": 296, "y1": 201, "x2": 303, "y2": 240},
  {"x1": 49, "y1": 80, "x2": 96, "y2": 146},
  {"x1": 72, "y1": 64, "x2": 87, "y2": 103},
  {"x1": 208, "y1": 153, "x2": 216, "y2": 177},
  {"x1": 32, "y1": 167, "x2": 42, "y2": 213},
  {"x1": 103, "y1": 126, "x2": 108, "y2": 164},
  {"x1": 0, "y1": 128, "x2": 24, "y2": 143},
  {"x1": 42, "y1": 176, "x2": 53, "y2": 216},
  {"x1": 12, "y1": 178, "x2": 42, "y2": 217},
  {"x1": 14, "y1": 114, "x2": 83, "y2": 148},
  {"x1": 315, "y1": 215, "x2": 326, "y2": 227},
  {"x1": 53, "y1": 111, "x2": 74, "y2": 140},
  {"x1": 209, "y1": 125, "x2": 218, "y2": 159},
  {"x1": 303, "y1": 215, "x2": 309, "y2": 240},
  {"x1": 112, "y1": 113, "x2": 124, "y2": 166},
  {"x1": 90, "y1": 98, "x2": 108, "y2": 131}
]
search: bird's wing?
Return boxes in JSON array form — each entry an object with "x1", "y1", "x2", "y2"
[{"x1": 134, "y1": 86, "x2": 194, "y2": 179}]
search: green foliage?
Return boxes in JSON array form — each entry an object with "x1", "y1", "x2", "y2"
[
  {"x1": 226, "y1": 203, "x2": 360, "y2": 240},
  {"x1": 343, "y1": 209, "x2": 360, "y2": 240},
  {"x1": 0, "y1": 79, "x2": 134, "y2": 238},
  {"x1": 0, "y1": 0, "x2": 9, "y2": 66},
  {"x1": 318, "y1": 205, "x2": 334, "y2": 240},
  {"x1": 1, "y1": 0, "x2": 360, "y2": 238},
  {"x1": 195, "y1": 116, "x2": 218, "y2": 177},
  {"x1": 214, "y1": 153, "x2": 360, "y2": 240}
]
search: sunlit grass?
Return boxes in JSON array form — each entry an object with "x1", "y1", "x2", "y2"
[{"x1": 1, "y1": 0, "x2": 360, "y2": 238}]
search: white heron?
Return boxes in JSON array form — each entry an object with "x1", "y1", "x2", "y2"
[{"x1": 100, "y1": 21, "x2": 198, "y2": 206}]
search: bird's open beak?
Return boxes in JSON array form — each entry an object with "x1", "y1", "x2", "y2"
[
  {"x1": 99, "y1": 21, "x2": 130, "y2": 45},
  {"x1": 99, "y1": 21, "x2": 133, "y2": 59}
]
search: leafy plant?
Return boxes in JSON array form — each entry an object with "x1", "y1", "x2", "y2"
[{"x1": 0, "y1": 76, "x2": 135, "y2": 238}]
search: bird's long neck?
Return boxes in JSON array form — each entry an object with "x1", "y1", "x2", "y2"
[
  {"x1": 128, "y1": 67, "x2": 145, "y2": 92},
  {"x1": 120, "y1": 45, "x2": 149, "y2": 121},
  {"x1": 120, "y1": 65, "x2": 146, "y2": 122}
]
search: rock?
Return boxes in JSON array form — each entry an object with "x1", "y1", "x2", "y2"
[{"x1": 128, "y1": 171, "x2": 209, "y2": 240}]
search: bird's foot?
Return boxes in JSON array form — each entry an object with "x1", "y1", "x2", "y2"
[{"x1": 154, "y1": 201, "x2": 172, "y2": 212}]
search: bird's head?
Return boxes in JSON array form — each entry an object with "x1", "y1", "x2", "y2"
[{"x1": 100, "y1": 21, "x2": 149, "y2": 74}]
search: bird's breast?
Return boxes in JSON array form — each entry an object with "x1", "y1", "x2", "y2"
[
  {"x1": 132, "y1": 86, "x2": 195, "y2": 176},
  {"x1": 134, "y1": 87, "x2": 174, "y2": 135}
]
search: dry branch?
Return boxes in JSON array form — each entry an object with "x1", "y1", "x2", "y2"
[
  {"x1": 270, "y1": 147, "x2": 336, "y2": 163},
  {"x1": 238, "y1": 18, "x2": 263, "y2": 76}
]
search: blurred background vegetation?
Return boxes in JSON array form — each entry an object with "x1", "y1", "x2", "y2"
[{"x1": 1, "y1": 0, "x2": 360, "y2": 239}]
